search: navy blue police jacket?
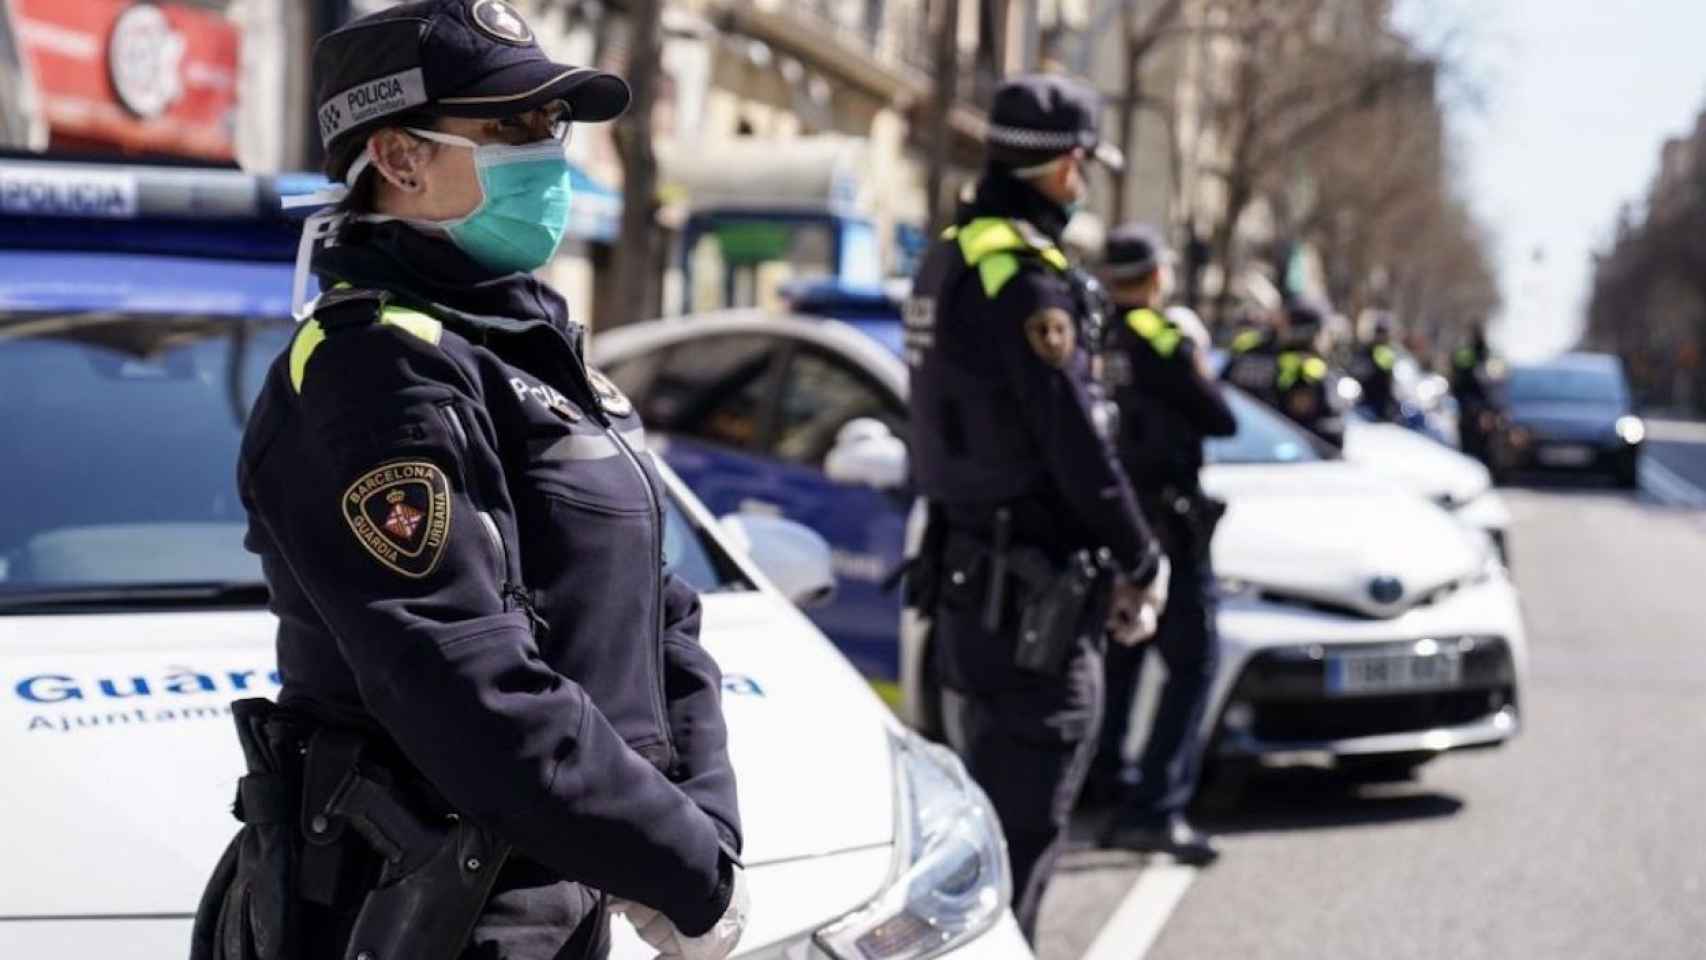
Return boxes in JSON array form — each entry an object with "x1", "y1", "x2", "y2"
[
  {"x1": 237, "y1": 221, "x2": 739, "y2": 943},
  {"x1": 1103, "y1": 306, "x2": 1235, "y2": 494},
  {"x1": 905, "y1": 172, "x2": 1159, "y2": 581}
]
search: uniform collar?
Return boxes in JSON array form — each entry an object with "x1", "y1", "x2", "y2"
[
  {"x1": 313, "y1": 220, "x2": 578, "y2": 340},
  {"x1": 965, "y1": 170, "x2": 1072, "y2": 242}
]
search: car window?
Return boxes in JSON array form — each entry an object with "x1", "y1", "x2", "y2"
[
  {"x1": 662, "y1": 489, "x2": 752, "y2": 593},
  {"x1": 772, "y1": 347, "x2": 907, "y2": 467},
  {"x1": 601, "y1": 349, "x2": 663, "y2": 401},
  {"x1": 1205, "y1": 386, "x2": 1329, "y2": 464},
  {"x1": 644, "y1": 334, "x2": 782, "y2": 451},
  {"x1": 1505, "y1": 365, "x2": 1626, "y2": 404},
  {"x1": 0, "y1": 312, "x2": 292, "y2": 593}
]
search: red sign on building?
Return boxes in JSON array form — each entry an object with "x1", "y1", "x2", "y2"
[{"x1": 15, "y1": 0, "x2": 240, "y2": 161}]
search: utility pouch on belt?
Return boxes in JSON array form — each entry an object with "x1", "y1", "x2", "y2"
[
  {"x1": 1012, "y1": 548, "x2": 1114, "y2": 676},
  {"x1": 191, "y1": 699, "x2": 509, "y2": 960}
]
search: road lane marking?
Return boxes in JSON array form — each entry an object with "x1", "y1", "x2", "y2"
[
  {"x1": 1080, "y1": 861, "x2": 1199, "y2": 960},
  {"x1": 1641, "y1": 457, "x2": 1706, "y2": 509}
]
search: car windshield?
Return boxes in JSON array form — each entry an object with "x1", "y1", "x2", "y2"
[
  {"x1": 1505, "y1": 364, "x2": 1626, "y2": 404},
  {"x1": 1205, "y1": 386, "x2": 1331, "y2": 464},
  {"x1": 0, "y1": 311, "x2": 747, "y2": 609}
]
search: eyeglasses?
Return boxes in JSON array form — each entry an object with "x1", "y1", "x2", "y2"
[{"x1": 489, "y1": 99, "x2": 573, "y2": 146}]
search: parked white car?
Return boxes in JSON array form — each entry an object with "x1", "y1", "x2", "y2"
[
  {"x1": 912, "y1": 391, "x2": 1527, "y2": 787},
  {"x1": 0, "y1": 312, "x2": 1028, "y2": 960},
  {"x1": 591, "y1": 313, "x2": 1526, "y2": 788}
]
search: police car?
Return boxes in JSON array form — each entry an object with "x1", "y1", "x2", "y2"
[
  {"x1": 0, "y1": 159, "x2": 1030, "y2": 960},
  {"x1": 590, "y1": 306, "x2": 1528, "y2": 782},
  {"x1": 591, "y1": 304, "x2": 1518, "y2": 623}
]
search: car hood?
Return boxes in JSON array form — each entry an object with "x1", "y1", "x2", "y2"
[
  {"x1": 0, "y1": 592, "x2": 893, "y2": 919},
  {"x1": 1341, "y1": 421, "x2": 1491, "y2": 507},
  {"x1": 1202, "y1": 462, "x2": 1489, "y2": 619}
]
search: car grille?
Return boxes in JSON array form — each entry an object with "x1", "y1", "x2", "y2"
[
  {"x1": 1248, "y1": 690, "x2": 1506, "y2": 741},
  {"x1": 1224, "y1": 636, "x2": 1516, "y2": 743}
]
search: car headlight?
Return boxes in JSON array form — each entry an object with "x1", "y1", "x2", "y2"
[
  {"x1": 1616, "y1": 415, "x2": 1645, "y2": 445},
  {"x1": 815, "y1": 733, "x2": 1010, "y2": 960}
]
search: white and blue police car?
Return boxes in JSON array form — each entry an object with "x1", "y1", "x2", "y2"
[
  {"x1": 590, "y1": 289, "x2": 1529, "y2": 787},
  {"x1": 0, "y1": 158, "x2": 1031, "y2": 960}
]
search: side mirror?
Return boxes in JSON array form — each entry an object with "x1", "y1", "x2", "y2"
[
  {"x1": 824, "y1": 417, "x2": 908, "y2": 491},
  {"x1": 719, "y1": 513, "x2": 837, "y2": 609}
]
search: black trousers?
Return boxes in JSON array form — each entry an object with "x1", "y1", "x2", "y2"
[
  {"x1": 936, "y1": 593, "x2": 1103, "y2": 944},
  {"x1": 1096, "y1": 531, "x2": 1219, "y2": 823}
]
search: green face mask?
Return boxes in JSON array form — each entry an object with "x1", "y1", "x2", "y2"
[{"x1": 409, "y1": 128, "x2": 575, "y2": 274}]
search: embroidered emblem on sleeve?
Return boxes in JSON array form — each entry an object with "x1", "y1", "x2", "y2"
[
  {"x1": 1023, "y1": 307, "x2": 1077, "y2": 369},
  {"x1": 343, "y1": 460, "x2": 452, "y2": 578}
]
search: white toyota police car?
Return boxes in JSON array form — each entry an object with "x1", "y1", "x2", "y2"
[{"x1": 0, "y1": 160, "x2": 1028, "y2": 960}]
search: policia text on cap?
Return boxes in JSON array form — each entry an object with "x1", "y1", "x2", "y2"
[
  {"x1": 190, "y1": 4, "x2": 746, "y2": 960},
  {"x1": 903, "y1": 73, "x2": 1170, "y2": 943}
]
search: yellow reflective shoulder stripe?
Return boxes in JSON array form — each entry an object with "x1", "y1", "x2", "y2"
[
  {"x1": 1125, "y1": 308, "x2": 1182, "y2": 358},
  {"x1": 288, "y1": 319, "x2": 326, "y2": 393},
  {"x1": 962, "y1": 215, "x2": 1064, "y2": 291},
  {"x1": 1303, "y1": 357, "x2": 1328, "y2": 381},
  {"x1": 379, "y1": 307, "x2": 444, "y2": 346},
  {"x1": 1373, "y1": 344, "x2": 1397, "y2": 370},
  {"x1": 290, "y1": 303, "x2": 444, "y2": 393},
  {"x1": 1232, "y1": 329, "x2": 1263, "y2": 353},
  {"x1": 941, "y1": 226, "x2": 959, "y2": 241},
  {"x1": 957, "y1": 218, "x2": 1026, "y2": 265},
  {"x1": 979, "y1": 253, "x2": 1021, "y2": 298}
]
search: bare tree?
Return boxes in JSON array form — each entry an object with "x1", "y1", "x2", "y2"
[
  {"x1": 609, "y1": 0, "x2": 664, "y2": 329},
  {"x1": 1186, "y1": 0, "x2": 1439, "y2": 319},
  {"x1": 1111, "y1": 0, "x2": 1187, "y2": 222},
  {"x1": 925, "y1": 0, "x2": 963, "y2": 232}
]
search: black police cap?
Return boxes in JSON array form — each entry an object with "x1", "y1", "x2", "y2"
[
  {"x1": 314, "y1": 0, "x2": 630, "y2": 180},
  {"x1": 1103, "y1": 222, "x2": 1171, "y2": 280},
  {"x1": 986, "y1": 74, "x2": 1124, "y2": 173},
  {"x1": 1286, "y1": 299, "x2": 1331, "y2": 333}
]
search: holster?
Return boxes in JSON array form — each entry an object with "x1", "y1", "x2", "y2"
[
  {"x1": 1012, "y1": 547, "x2": 1115, "y2": 675},
  {"x1": 945, "y1": 526, "x2": 1115, "y2": 678},
  {"x1": 890, "y1": 500, "x2": 948, "y2": 612},
  {"x1": 1146, "y1": 486, "x2": 1227, "y2": 563},
  {"x1": 190, "y1": 699, "x2": 510, "y2": 960}
]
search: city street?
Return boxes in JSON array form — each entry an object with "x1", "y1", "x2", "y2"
[{"x1": 1037, "y1": 459, "x2": 1706, "y2": 960}]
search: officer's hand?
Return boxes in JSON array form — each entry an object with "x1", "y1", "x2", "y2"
[
  {"x1": 1107, "y1": 555, "x2": 1171, "y2": 646},
  {"x1": 612, "y1": 866, "x2": 750, "y2": 960}
]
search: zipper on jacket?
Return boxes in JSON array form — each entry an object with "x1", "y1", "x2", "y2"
[{"x1": 609, "y1": 424, "x2": 675, "y2": 768}]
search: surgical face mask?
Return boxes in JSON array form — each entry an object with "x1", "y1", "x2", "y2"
[{"x1": 406, "y1": 127, "x2": 574, "y2": 274}]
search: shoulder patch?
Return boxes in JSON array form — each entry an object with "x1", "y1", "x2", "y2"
[
  {"x1": 1023, "y1": 307, "x2": 1077, "y2": 369},
  {"x1": 342, "y1": 460, "x2": 452, "y2": 578},
  {"x1": 586, "y1": 368, "x2": 634, "y2": 418}
]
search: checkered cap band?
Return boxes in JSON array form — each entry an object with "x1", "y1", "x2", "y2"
[{"x1": 986, "y1": 123, "x2": 1088, "y2": 153}]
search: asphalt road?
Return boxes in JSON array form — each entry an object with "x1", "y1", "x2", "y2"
[{"x1": 1036, "y1": 475, "x2": 1706, "y2": 960}]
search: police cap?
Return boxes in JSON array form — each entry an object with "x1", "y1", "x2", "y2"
[
  {"x1": 314, "y1": 0, "x2": 630, "y2": 181},
  {"x1": 1286, "y1": 299, "x2": 1331, "y2": 336},
  {"x1": 1103, "y1": 222, "x2": 1171, "y2": 281},
  {"x1": 986, "y1": 74, "x2": 1124, "y2": 173}
]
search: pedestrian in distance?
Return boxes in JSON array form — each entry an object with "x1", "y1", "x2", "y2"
[
  {"x1": 1090, "y1": 223, "x2": 1234, "y2": 866},
  {"x1": 191, "y1": 3, "x2": 745, "y2": 959},
  {"x1": 902, "y1": 73, "x2": 1170, "y2": 942}
]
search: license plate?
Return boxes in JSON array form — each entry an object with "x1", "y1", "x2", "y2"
[
  {"x1": 1327, "y1": 651, "x2": 1462, "y2": 696},
  {"x1": 1538, "y1": 444, "x2": 1594, "y2": 467}
]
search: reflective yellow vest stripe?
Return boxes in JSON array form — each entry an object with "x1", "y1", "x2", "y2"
[
  {"x1": 952, "y1": 217, "x2": 1070, "y2": 297},
  {"x1": 289, "y1": 288, "x2": 443, "y2": 393},
  {"x1": 1277, "y1": 352, "x2": 1328, "y2": 389},
  {"x1": 1231, "y1": 329, "x2": 1265, "y2": 354},
  {"x1": 1373, "y1": 344, "x2": 1397, "y2": 371},
  {"x1": 1126, "y1": 308, "x2": 1182, "y2": 358}
]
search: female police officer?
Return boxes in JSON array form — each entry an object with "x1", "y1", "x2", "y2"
[{"x1": 202, "y1": 3, "x2": 745, "y2": 958}]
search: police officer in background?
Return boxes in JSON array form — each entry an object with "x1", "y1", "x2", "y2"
[
  {"x1": 1091, "y1": 224, "x2": 1233, "y2": 865},
  {"x1": 905, "y1": 74, "x2": 1168, "y2": 941},
  {"x1": 1453, "y1": 324, "x2": 1502, "y2": 463},
  {"x1": 193, "y1": 4, "x2": 744, "y2": 959},
  {"x1": 1222, "y1": 299, "x2": 1345, "y2": 447},
  {"x1": 1351, "y1": 310, "x2": 1402, "y2": 422}
]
